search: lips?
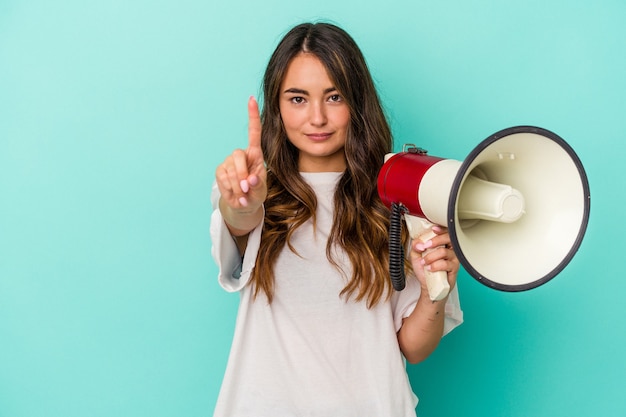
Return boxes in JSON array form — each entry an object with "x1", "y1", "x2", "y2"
[{"x1": 305, "y1": 132, "x2": 333, "y2": 141}]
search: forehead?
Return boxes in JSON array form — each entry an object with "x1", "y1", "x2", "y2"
[{"x1": 281, "y1": 53, "x2": 334, "y2": 91}]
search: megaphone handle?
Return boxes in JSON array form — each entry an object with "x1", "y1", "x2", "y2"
[
  {"x1": 418, "y1": 229, "x2": 451, "y2": 302},
  {"x1": 404, "y1": 214, "x2": 451, "y2": 301}
]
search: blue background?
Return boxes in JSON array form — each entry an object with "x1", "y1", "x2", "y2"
[{"x1": 1, "y1": 1, "x2": 624, "y2": 416}]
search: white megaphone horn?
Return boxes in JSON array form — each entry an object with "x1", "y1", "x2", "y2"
[{"x1": 377, "y1": 126, "x2": 591, "y2": 301}]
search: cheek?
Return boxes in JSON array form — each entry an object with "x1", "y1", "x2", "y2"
[
  {"x1": 279, "y1": 106, "x2": 301, "y2": 131},
  {"x1": 334, "y1": 107, "x2": 352, "y2": 130}
]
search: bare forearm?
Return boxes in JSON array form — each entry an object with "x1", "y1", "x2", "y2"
[
  {"x1": 219, "y1": 197, "x2": 263, "y2": 255},
  {"x1": 397, "y1": 293, "x2": 447, "y2": 364},
  {"x1": 219, "y1": 197, "x2": 263, "y2": 235}
]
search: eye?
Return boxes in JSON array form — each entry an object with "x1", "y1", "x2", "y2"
[
  {"x1": 328, "y1": 94, "x2": 342, "y2": 102},
  {"x1": 290, "y1": 96, "x2": 305, "y2": 104}
]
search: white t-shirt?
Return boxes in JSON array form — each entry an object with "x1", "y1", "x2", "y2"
[{"x1": 210, "y1": 172, "x2": 463, "y2": 417}]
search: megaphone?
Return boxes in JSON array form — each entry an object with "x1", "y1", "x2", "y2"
[{"x1": 378, "y1": 126, "x2": 590, "y2": 300}]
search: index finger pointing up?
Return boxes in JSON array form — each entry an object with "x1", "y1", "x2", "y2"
[{"x1": 248, "y1": 96, "x2": 262, "y2": 151}]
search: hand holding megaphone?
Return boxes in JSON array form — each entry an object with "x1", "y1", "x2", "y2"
[
  {"x1": 406, "y1": 215, "x2": 452, "y2": 301},
  {"x1": 379, "y1": 126, "x2": 590, "y2": 298}
]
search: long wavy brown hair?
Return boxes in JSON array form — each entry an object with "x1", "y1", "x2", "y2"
[{"x1": 251, "y1": 22, "x2": 400, "y2": 308}]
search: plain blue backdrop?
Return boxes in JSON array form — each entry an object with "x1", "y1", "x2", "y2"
[{"x1": 1, "y1": 1, "x2": 624, "y2": 416}]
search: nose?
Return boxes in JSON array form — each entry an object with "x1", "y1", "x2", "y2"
[{"x1": 309, "y1": 101, "x2": 327, "y2": 127}]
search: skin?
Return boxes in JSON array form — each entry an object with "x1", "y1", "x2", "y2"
[
  {"x1": 400, "y1": 226, "x2": 459, "y2": 363},
  {"x1": 215, "y1": 53, "x2": 459, "y2": 364},
  {"x1": 215, "y1": 97, "x2": 266, "y2": 253},
  {"x1": 279, "y1": 53, "x2": 351, "y2": 173}
]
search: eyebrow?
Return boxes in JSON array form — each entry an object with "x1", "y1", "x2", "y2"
[{"x1": 283, "y1": 87, "x2": 338, "y2": 95}]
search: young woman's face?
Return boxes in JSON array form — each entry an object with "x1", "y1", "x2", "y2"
[{"x1": 279, "y1": 53, "x2": 351, "y2": 172}]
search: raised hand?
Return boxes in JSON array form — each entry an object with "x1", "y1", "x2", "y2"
[{"x1": 215, "y1": 97, "x2": 267, "y2": 235}]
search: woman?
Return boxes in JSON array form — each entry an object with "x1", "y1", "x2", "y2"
[{"x1": 211, "y1": 22, "x2": 463, "y2": 416}]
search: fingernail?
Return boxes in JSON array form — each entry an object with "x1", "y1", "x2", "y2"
[
  {"x1": 415, "y1": 242, "x2": 425, "y2": 251},
  {"x1": 238, "y1": 196, "x2": 248, "y2": 207},
  {"x1": 424, "y1": 240, "x2": 433, "y2": 249},
  {"x1": 240, "y1": 179, "x2": 249, "y2": 193},
  {"x1": 432, "y1": 225, "x2": 443, "y2": 233},
  {"x1": 248, "y1": 175, "x2": 258, "y2": 187}
]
